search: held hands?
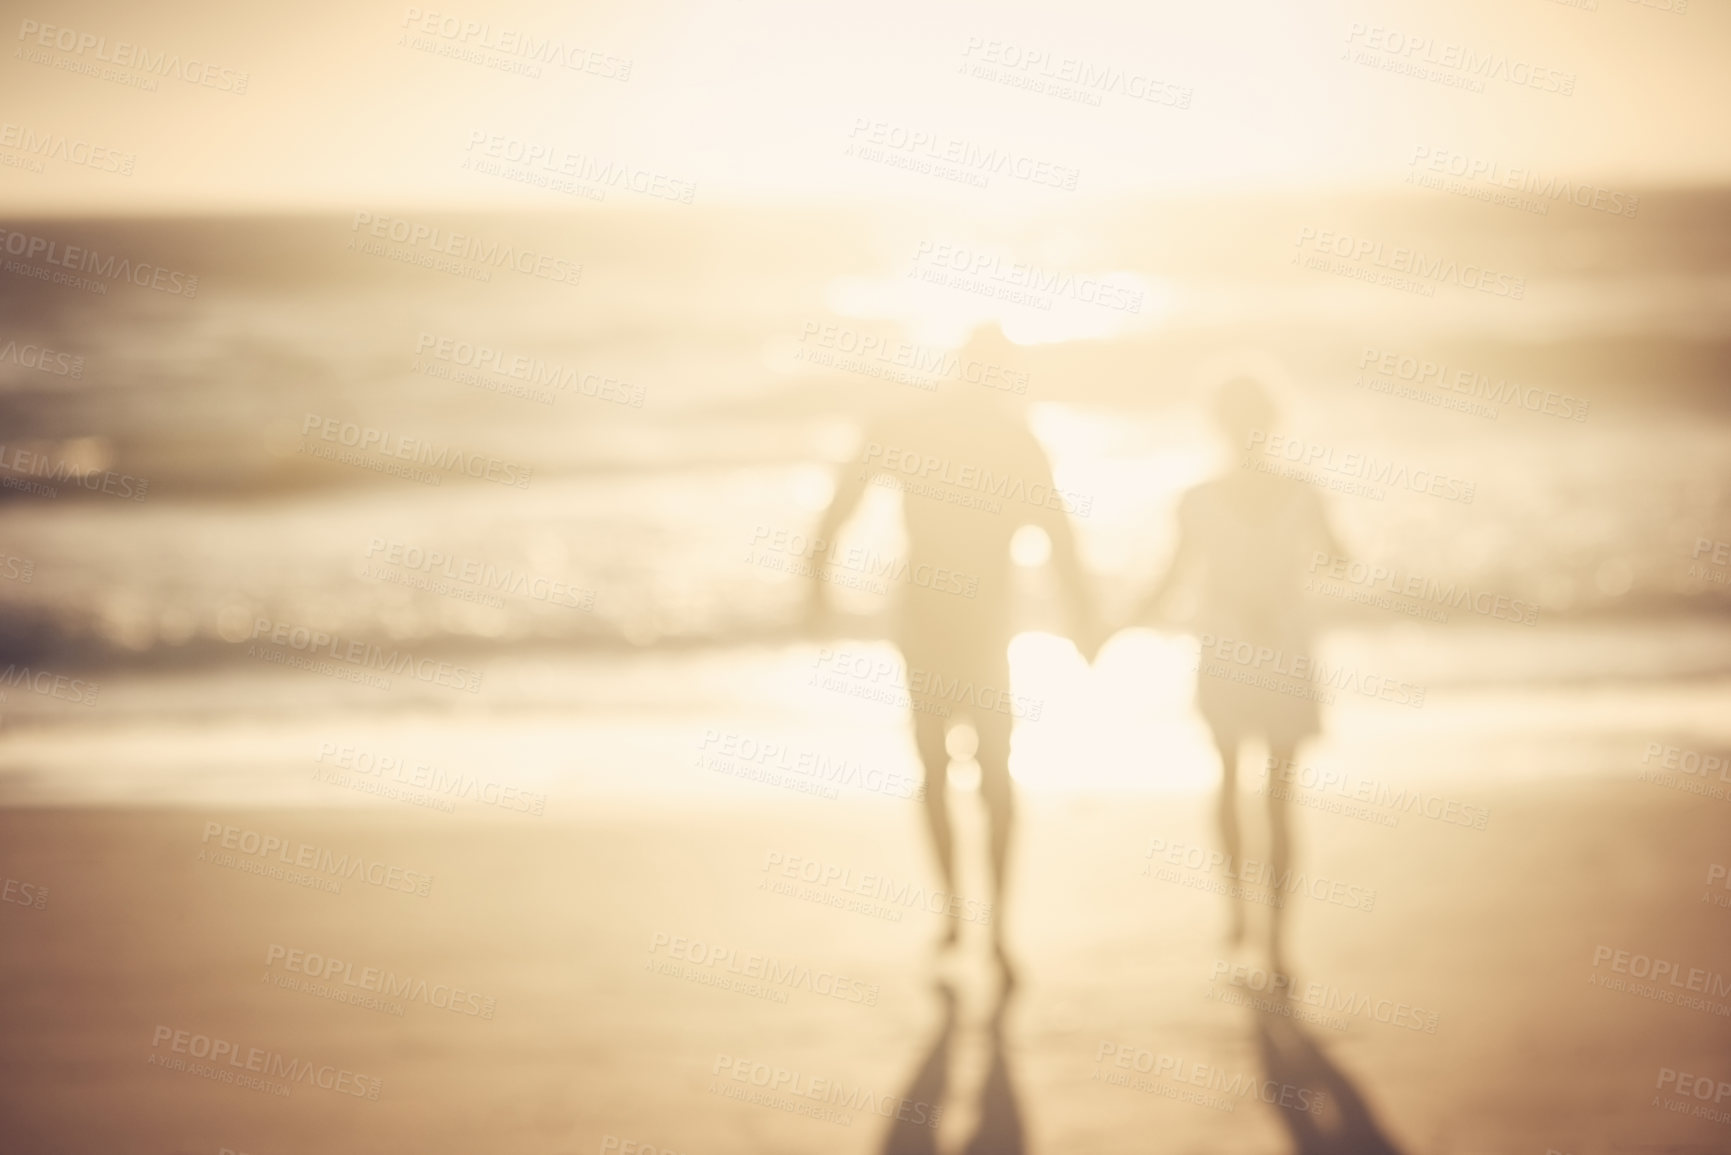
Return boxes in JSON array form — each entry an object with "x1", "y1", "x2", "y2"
[
  {"x1": 1074, "y1": 609, "x2": 1112, "y2": 666},
  {"x1": 801, "y1": 581, "x2": 831, "y2": 639}
]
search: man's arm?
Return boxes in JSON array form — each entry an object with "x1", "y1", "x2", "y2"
[
  {"x1": 1314, "y1": 496, "x2": 1346, "y2": 564},
  {"x1": 1018, "y1": 440, "x2": 1105, "y2": 660},
  {"x1": 1129, "y1": 493, "x2": 1198, "y2": 629},
  {"x1": 802, "y1": 444, "x2": 872, "y2": 631},
  {"x1": 1039, "y1": 503, "x2": 1104, "y2": 659}
]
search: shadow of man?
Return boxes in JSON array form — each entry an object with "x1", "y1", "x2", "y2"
[{"x1": 881, "y1": 981, "x2": 1026, "y2": 1155}]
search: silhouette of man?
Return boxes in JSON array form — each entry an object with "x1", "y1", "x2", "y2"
[
  {"x1": 806, "y1": 324, "x2": 1102, "y2": 974},
  {"x1": 1133, "y1": 374, "x2": 1342, "y2": 967}
]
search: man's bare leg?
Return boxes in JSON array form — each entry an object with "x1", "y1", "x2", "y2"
[
  {"x1": 975, "y1": 711, "x2": 1015, "y2": 980},
  {"x1": 913, "y1": 708, "x2": 959, "y2": 948}
]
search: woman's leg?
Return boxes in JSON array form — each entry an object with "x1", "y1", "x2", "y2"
[
  {"x1": 1265, "y1": 740, "x2": 1298, "y2": 971},
  {"x1": 912, "y1": 707, "x2": 959, "y2": 946}
]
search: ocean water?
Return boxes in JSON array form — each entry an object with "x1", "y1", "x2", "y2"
[{"x1": 1, "y1": 195, "x2": 1728, "y2": 804}]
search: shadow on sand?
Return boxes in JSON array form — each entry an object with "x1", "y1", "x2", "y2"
[
  {"x1": 1253, "y1": 995, "x2": 1405, "y2": 1155},
  {"x1": 880, "y1": 978, "x2": 1404, "y2": 1155},
  {"x1": 881, "y1": 980, "x2": 1027, "y2": 1155}
]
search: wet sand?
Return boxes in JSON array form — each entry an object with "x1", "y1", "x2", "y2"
[{"x1": 2, "y1": 773, "x2": 1727, "y2": 1155}]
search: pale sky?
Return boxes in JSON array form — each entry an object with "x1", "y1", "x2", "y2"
[{"x1": 2, "y1": 0, "x2": 1727, "y2": 214}]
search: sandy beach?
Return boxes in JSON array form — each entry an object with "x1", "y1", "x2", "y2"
[
  {"x1": 3, "y1": 764, "x2": 1727, "y2": 1154},
  {"x1": 5, "y1": 11, "x2": 1731, "y2": 1147}
]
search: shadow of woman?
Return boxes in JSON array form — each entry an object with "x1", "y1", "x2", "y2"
[
  {"x1": 881, "y1": 981, "x2": 1026, "y2": 1155},
  {"x1": 1252, "y1": 997, "x2": 1404, "y2": 1155}
]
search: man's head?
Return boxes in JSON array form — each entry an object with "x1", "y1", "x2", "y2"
[
  {"x1": 942, "y1": 323, "x2": 1030, "y2": 411},
  {"x1": 1211, "y1": 374, "x2": 1278, "y2": 446},
  {"x1": 958, "y1": 323, "x2": 1020, "y2": 372}
]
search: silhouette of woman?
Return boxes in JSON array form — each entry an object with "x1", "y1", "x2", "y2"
[{"x1": 1133, "y1": 375, "x2": 1341, "y2": 968}]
